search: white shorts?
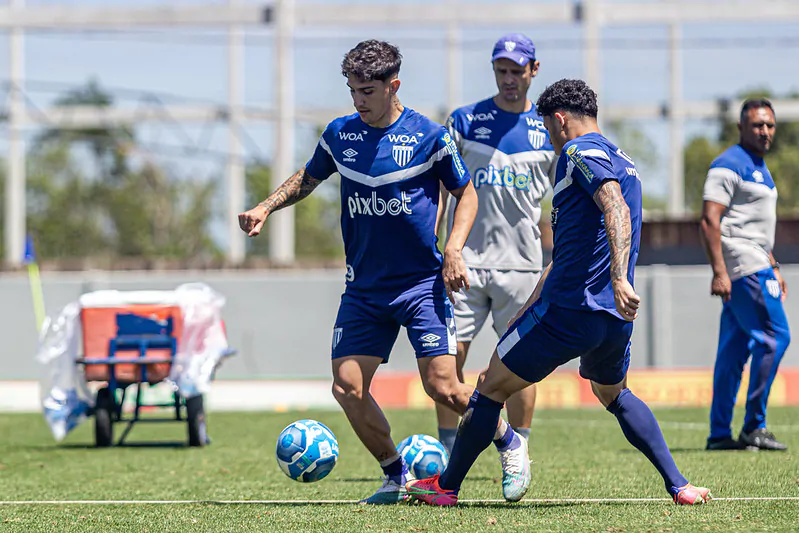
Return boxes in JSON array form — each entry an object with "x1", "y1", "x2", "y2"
[{"x1": 453, "y1": 268, "x2": 542, "y2": 342}]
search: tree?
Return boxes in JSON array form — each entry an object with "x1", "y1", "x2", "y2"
[
  {"x1": 684, "y1": 90, "x2": 799, "y2": 214},
  {"x1": 245, "y1": 162, "x2": 343, "y2": 262},
  {"x1": 25, "y1": 79, "x2": 220, "y2": 261}
]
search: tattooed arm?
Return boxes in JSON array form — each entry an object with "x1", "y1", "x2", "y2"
[
  {"x1": 238, "y1": 167, "x2": 323, "y2": 237},
  {"x1": 593, "y1": 180, "x2": 640, "y2": 321}
]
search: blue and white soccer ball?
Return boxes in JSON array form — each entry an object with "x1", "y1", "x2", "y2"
[
  {"x1": 396, "y1": 434, "x2": 449, "y2": 479},
  {"x1": 275, "y1": 419, "x2": 339, "y2": 483}
]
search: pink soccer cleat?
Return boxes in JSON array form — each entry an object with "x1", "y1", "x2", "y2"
[
  {"x1": 672, "y1": 483, "x2": 713, "y2": 505},
  {"x1": 406, "y1": 475, "x2": 459, "y2": 507}
]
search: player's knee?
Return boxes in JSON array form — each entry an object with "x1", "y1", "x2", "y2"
[
  {"x1": 331, "y1": 381, "x2": 364, "y2": 407},
  {"x1": 591, "y1": 381, "x2": 624, "y2": 408},
  {"x1": 424, "y1": 380, "x2": 458, "y2": 407}
]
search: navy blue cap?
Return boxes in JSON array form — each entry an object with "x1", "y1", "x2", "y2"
[{"x1": 491, "y1": 33, "x2": 536, "y2": 66}]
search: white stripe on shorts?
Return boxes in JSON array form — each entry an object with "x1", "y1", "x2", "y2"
[{"x1": 497, "y1": 328, "x2": 521, "y2": 359}]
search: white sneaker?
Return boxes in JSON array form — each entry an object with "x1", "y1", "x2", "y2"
[{"x1": 498, "y1": 431, "x2": 531, "y2": 502}]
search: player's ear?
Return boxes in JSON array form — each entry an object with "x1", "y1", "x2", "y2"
[
  {"x1": 529, "y1": 60, "x2": 540, "y2": 77},
  {"x1": 389, "y1": 78, "x2": 401, "y2": 95},
  {"x1": 555, "y1": 111, "x2": 567, "y2": 129}
]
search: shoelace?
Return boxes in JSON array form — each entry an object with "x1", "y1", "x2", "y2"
[{"x1": 499, "y1": 447, "x2": 526, "y2": 474}]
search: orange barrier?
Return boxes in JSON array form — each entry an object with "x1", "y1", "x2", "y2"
[{"x1": 370, "y1": 368, "x2": 799, "y2": 409}]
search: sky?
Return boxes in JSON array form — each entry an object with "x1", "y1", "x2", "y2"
[{"x1": 1, "y1": 0, "x2": 798, "y2": 248}]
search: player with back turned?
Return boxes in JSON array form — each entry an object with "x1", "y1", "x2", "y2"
[{"x1": 406, "y1": 79, "x2": 713, "y2": 507}]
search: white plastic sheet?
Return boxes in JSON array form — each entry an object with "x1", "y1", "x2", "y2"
[
  {"x1": 169, "y1": 283, "x2": 232, "y2": 398},
  {"x1": 36, "y1": 283, "x2": 232, "y2": 442},
  {"x1": 37, "y1": 302, "x2": 93, "y2": 442}
]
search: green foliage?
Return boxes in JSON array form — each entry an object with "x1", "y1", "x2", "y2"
[
  {"x1": 245, "y1": 162, "x2": 343, "y2": 261},
  {"x1": 684, "y1": 89, "x2": 799, "y2": 215},
  {"x1": 22, "y1": 79, "x2": 221, "y2": 262}
]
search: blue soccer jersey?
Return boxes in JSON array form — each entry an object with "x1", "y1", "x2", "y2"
[
  {"x1": 541, "y1": 132, "x2": 643, "y2": 319},
  {"x1": 305, "y1": 107, "x2": 471, "y2": 291}
]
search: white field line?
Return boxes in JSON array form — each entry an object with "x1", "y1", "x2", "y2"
[
  {"x1": 0, "y1": 497, "x2": 797, "y2": 505},
  {"x1": 534, "y1": 418, "x2": 799, "y2": 432}
]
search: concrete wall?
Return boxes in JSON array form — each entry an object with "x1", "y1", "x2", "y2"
[{"x1": 3, "y1": 265, "x2": 797, "y2": 380}]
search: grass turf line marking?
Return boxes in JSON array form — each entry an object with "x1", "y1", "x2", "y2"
[
  {"x1": 0, "y1": 497, "x2": 797, "y2": 505},
  {"x1": 535, "y1": 418, "x2": 799, "y2": 432}
]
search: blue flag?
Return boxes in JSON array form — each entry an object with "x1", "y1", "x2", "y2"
[{"x1": 23, "y1": 234, "x2": 36, "y2": 264}]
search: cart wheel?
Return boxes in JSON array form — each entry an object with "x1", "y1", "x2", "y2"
[
  {"x1": 186, "y1": 395, "x2": 207, "y2": 447},
  {"x1": 94, "y1": 387, "x2": 114, "y2": 447}
]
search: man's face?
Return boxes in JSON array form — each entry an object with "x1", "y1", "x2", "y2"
[
  {"x1": 347, "y1": 75, "x2": 394, "y2": 126},
  {"x1": 739, "y1": 106, "x2": 776, "y2": 156},
  {"x1": 543, "y1": 114, "x2": 566, "y2": 154},
  {"x1": 493, "y1": 58, "x2": 537, "y2": 104}
]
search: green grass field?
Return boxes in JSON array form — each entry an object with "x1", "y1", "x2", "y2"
[{"x1": 0, "y1": 406, "x2": 796, "y2": 532}]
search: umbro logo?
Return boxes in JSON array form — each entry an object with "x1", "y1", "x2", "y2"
[
  {"x1": 474, "y1": 127, "x2": 492, "y2": 139},
  {"x1": 420, "y1": 333, "x2": 441, "y2": 347},
  {"x1": 342, "y1": 148, "x2": 358, "y2": 162}
]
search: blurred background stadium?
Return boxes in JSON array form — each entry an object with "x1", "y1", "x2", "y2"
[{"x1": 1, "y1": 0, "x2": 798, "y2": 412}]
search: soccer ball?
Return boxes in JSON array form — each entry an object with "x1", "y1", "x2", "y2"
[
  {"x1": 396, "y1": 434, "x2": 449, "y2": 479},
  {"x1": 275, "y1": 419, "x2": 339, "y2": 482}
]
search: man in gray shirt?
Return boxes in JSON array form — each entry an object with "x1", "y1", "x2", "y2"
[
  {"x1": 436, "y1": 34, "x2": 555, "y2": 496},
  {"x1": 700, "y1": 98, "x2": 790, "y2": 451}
]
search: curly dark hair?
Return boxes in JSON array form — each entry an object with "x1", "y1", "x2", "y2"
[
  {"x1": 536, "y1": 79, "x2": 598, "y2": 119},
  {"x1": 341, "y1": 40, "x2": 402, "y2": 82}
]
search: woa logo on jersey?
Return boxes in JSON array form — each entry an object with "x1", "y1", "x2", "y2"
[
  {"x1": 347, "y1": 191, "x2": 413, "y2": 218},
  {"x1": 388, "y1": 133, "x2": 420, "y2": 167},
  {"x1": 473, "y1": 165, "x2": 533, "y2": 191}
]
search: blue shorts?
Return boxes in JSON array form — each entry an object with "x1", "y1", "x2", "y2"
[
  {"x1": 331, "y1": 278, "x2": 457, "y2": 362},
  {"x1": 496, "y1": 299, "x2": 633, "y2": 385}
]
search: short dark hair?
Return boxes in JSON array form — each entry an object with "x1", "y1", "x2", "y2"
[
  {"x1": 536, "y1": 79, "x2": 598, "y2": 119},
  {"x1": 740, "y1": 98, "x2": 775, "y2": 123},
  {"x1": 341, "y1": 40, "x2": 402, "y2": 82}
]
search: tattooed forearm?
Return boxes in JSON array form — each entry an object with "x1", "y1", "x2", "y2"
[
  {"x1": 593, "y1": 181, "x2": 632, "y2": 282},
  {"x1": 258, "y1": 167, "x2": 322, "y2": 215}
]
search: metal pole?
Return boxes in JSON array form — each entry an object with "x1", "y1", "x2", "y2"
[
  {"x1": 270, "y1": 0, "x2": 295, "y2": 264},
  {"x1": 227, "y1": 0, "x2": 246, "y2": 264},
  {"x1": 668, "y1": 23, "x2": 685, "y2": 216},
  {"x1": 445, "y1": 0, "x2": 462, "y2": 119},
  {"x1": 5, "y1": 0, "x2": 25, "y2": 266},
  {"x1": 582, "y1": 0, "x2": 601, "y2": 93}
]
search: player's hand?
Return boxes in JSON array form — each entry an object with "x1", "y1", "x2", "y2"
[
  {"x1": 238, "y1": 205, "x2": 269, "y2": 237},
  {"x1": 711, "y1": 272, "x2": 732, "y2": 302},
  {"x1": 612, "y1": 279, "x2": 640, "y2": 322},
  {"x1": 775, "y1": 269, "x2": 788, "y2": 302},
  {"x1": 442, "y1": 247, "x2": 469, "y2": 303}
]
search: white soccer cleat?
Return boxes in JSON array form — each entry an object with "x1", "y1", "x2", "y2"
[{"x1": 498, "y1": 431, "x2": 531, "y2": 502}]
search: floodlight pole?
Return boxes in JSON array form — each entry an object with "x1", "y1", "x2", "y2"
[
  {"x1": 227, "y1": 0, "x2": 246, "y2": 264},
  {"x1": 667, "y1": 23, "x2": 685, "y2": 217},
  {"x1": 270, "y1": 0, "x2": 295, "y2": 264},
  {"x1": 5, "y1": 0, "x2": 25, "y2": 266}
]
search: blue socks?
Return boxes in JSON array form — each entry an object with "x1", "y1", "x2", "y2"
[
  {"x1": 438, "y1": 427, "x2": 458, "y2": 456},
  {"x1": 513, "y1": 427, "x2": 531, "y2": 442},
  {"x1": 380, "y1": 454, "x2": 407, "y2": 482},
  {"x1": 607, "y1": 388, "x2": 688, "y2": 491},
  {"x1": 440, "y1": 391, "x2": 503, "y2": 492},
  {"x1": 495, "y1": 422, "x2": 521, "y2": 452}
]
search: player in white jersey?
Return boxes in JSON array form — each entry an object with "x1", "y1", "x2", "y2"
[
  {"x1": 239, "y1": 40, "x2": 529, "y2": 504},
  {"x1": 435, "y1": 33, "x2": 556, "y2": 460}
]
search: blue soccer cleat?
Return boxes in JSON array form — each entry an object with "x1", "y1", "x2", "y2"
[{"x1": 359, "y1": 471, "x2": 416, "y2": 505}]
